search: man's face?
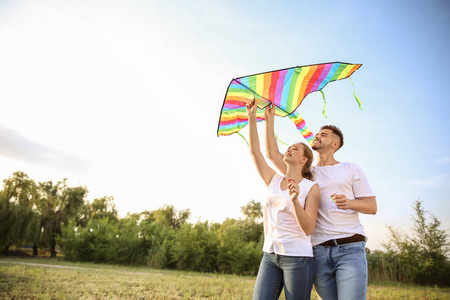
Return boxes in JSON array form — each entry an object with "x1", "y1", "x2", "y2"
[{"x1": 311, "y1": 129, "x2": 337, "y2": 151}]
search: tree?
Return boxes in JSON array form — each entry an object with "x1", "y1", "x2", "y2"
[
  {"x1": 0, "y1": 172, "x2": 39, "y2": 253},
  {"x1": 87, "y1": 196, "x2": 119, "y2": 222},
  {"x1": 240, "y1": 199, "x2": 263, "y2": 222},
  {"x1": 150, "y1": 205, "x2": 191, "y2": 229},
  {"x1": 383, "y1": 199, "x2": 450, "y2": 286},
  {"x1": 36, "y1": 179, "x2": 88, "y2": 257}
]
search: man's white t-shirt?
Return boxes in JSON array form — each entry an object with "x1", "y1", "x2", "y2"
[
  {"x1": 263, "y1": 174, "x2": 317, "y2": 256},
  {"x1": 311, "y1": 162, "x2": 375, "y2": 246}
]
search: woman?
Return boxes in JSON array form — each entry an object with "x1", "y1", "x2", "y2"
[{"x1": 246, "y1": 100, "x2": 320, "y2": 300}]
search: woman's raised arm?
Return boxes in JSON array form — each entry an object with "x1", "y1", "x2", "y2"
[
  {"x1": 264, "y1": 104, "x2": 287, "y2": 175},
  {"x1": 247, "y1": 100, "x2": 276, "y2": 187}
]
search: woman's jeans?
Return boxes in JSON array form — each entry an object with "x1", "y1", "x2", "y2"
[
  {"x1": 313, "y1": 241, "x2": 367, "y2": 300},
  {"x1": 253, "y1": 252, "x2": 315, "y2": 300}
]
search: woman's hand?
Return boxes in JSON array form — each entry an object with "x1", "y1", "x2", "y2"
[
  {"x1": 287, "y1": 179, "x2": 299, "y2": 202},
  {"x1": 246, "y1": 100, "x2": 257, "y2": 118}
]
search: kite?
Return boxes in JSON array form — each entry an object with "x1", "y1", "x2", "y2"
[{"x1": 217, "y1": 62, "x2": 362, "y2": 144}]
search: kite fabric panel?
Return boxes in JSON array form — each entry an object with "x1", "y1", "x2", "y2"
[{"x1": 217, "y1": 62, "x2": 362, "y2": 143}]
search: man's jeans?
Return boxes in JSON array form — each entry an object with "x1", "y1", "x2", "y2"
[
  {"x1": 313, "y1": 241, "x2": 367, "y2": 300},
  {"x1": 253, "y1": 252, "x2": 315, "y2": 300}
]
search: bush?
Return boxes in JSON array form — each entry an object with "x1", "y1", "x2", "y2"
[{"x1": 368, "y1": 200, "x2": 450, "y2": 286}]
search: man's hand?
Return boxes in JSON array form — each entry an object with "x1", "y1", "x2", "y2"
[
  {"x1": 331, "y1": 194, "x2": 353, "y2": 210},
  {"x1": 264, "y1": 103, "x2": 275, "y2": 121}
]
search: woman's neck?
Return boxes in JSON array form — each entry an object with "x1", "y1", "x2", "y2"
[{"x1": 285, "y1": 165, "x2": 303, "y2": 182}]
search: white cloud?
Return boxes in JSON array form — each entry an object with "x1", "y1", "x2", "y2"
[
  {"x1": 0, "y1": 126, "x2": 89, "y2": 174},
  {"x1": 410, "y1": 173, "x2": 450, "y2": 188}
]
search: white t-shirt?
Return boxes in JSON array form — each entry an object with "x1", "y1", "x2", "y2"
[
  {"x1": 311, "y1": 162, "x2": 375, "y2": 246},
  {"x1": 263, "y1": 174, "x2": 317, "y2": 257}
]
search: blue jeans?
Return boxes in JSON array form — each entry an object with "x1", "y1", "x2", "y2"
[
  {"x1": 313, "y1": 241, "x2": 367, "y2": 300},
  {"x1": 253, "y1": 252, "x2": 315, "y2": 300}
]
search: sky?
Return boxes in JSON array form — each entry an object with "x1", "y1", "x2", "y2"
[{"x1": 0, "y1": 0, "x2": 449, "y2": 251}]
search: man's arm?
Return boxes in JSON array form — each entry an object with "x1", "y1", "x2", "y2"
[
  {"x1": 331, "y1": 194, "x2": 377, "y2": 214},
  {"x1": 264, "y1": 104, "x2": 287, "y2": 174}
]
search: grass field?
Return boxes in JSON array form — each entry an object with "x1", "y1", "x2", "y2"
[{"x1": 1, "y1": 257, "x2": 448, "y2": 299}]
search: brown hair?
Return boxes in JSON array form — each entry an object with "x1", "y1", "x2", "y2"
[
  {"x1": 300, "y1": 143, "x2": 314, "y2": 181},
  {"x1": 320, "y1": 125, "x2": 344, "y2": 149}
]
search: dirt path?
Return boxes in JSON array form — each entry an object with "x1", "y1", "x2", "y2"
[
  {"x1": 0, "y1": 260, "x2": 165, "y2": 275},
  {"x1": 0, "y1": 260, "x2": 91, "y2": 270}
]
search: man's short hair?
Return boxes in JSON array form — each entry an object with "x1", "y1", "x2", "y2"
[{"x1": 320, "y1": 125, "x2": 344, "y2": 149}]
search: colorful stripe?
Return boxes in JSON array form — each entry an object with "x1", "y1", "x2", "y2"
[
  {"x1": 288, "y1": 111, "x2": 314, "y2": 144},
  {"x1": 217, "y1": 62, "x2": 362, "y2": 140}
]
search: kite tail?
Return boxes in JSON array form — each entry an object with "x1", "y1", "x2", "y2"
[
  {"x1": 319, "y1": 90, "x2": 327, "y2": 119},
  {"x1": 349, "y1": 77, "x2": 362, "y2": 109},
  {"x1": 288, "y1": 111, "x2": 314, "y2": 144}
]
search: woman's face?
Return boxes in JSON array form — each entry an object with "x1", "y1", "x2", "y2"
[{"x1": 284, "y1": 143, "x2": 306, "y2": 164}]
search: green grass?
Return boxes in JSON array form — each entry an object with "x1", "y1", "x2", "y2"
[{"x1": 1, "y1": 257, "x2": 449, "y2": 299}]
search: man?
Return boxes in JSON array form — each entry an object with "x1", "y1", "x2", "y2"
[{"x1": 264, "y1": 104, "x2": 377, "y2": 300}]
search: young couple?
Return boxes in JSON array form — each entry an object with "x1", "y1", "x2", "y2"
[{"x1": 246, "y1": 100, "x2": 377, "y2": 300}]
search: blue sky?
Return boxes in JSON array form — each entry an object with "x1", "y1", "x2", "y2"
[{"x1": 0, "y1": 0, "x2": 449, "y2": 250}]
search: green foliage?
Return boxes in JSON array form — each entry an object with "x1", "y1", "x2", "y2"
[
  {"x1": 0, "y1": 172, "x2": 260, "y2": 276},
  {"x1": 35, "y1": 179, "x2": 88, "y2": 256},
  {"x1": 56, "y1": 199, "x2": 264, "y2": 275},
  {"x1": 150, "y1": 205, "x2": 191, "y2": 229},
  {"x1": 240, "y1": 199, "x2": 263, "y2": 222},
  {"x1": 0, "y1": 172, "x2": 39, "y2": 251},
  {"x1": 172, "y1": 222, "x2": 220, "y2": 272},
  {"x1": 368, "y1": 200, "x2": 450, "y2": 287},
  {"x1": 217, "y1": 218, "x2": 263, "y2": 275}
]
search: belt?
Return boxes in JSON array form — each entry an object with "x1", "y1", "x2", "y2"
[{"x1": 319, "y1": 234, "x2": 365, "y2": 247}]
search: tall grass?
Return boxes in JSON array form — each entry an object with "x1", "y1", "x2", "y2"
[{"x1": 1, "y1": 258, "x2": 449, "y2": 299}]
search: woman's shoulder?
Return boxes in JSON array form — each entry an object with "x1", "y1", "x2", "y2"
[
  {"x1": 301, "y1": 177, "x2": 316, "y2": 184},
  {"x1": 300, "y1": 178, "x2": 317, "y2": 189}
]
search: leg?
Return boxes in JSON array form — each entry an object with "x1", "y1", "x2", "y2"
[
  {"x1": 313, "y1": 245, "x2": 338, "y2": 300},
  {"x1": 334, "y1": 242, "x2": 367, "y2": 300},
  {"x1": 280, "y1": 256, "x2": 315, "y2": 300},
  {"x1": 253, "y1": 253, "x2": 284, "y2": 300}
]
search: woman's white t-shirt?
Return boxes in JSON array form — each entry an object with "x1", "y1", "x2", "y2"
[{"x1": 262, "y1": 174, "x2": 317, "y2": 257}]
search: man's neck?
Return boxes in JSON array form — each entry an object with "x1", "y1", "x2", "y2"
[{"x1": 316, "y1": 152, "x2": 339, "y2": 166}]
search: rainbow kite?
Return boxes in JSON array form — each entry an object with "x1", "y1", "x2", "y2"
[{"x1": 217, "y1": 62, "x2": 362, "y2": 143}]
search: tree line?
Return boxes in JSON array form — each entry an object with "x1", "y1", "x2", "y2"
[{"x1": 1, "y1": 171, "x2": 448, "y2": 286}]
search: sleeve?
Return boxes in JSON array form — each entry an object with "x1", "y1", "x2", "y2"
[{"x1": 352, "y1": 165, "x2": 375, "y2": 198}]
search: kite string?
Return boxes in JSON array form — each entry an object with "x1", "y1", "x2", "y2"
[
  {"x1": 237, "y1": 132, "x2": 249, "y2": 147},
  {"x1": 275, "y1": 134, "x2": 287, "y2": 146}
]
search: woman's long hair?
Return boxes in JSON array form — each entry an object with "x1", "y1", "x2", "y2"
[{"x1": 300, "y1": 143, "x2": 314, "y2": 181}]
